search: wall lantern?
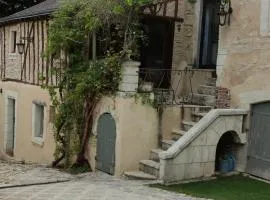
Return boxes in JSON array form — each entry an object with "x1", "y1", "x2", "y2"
[
  {"x1": 16, "y1": 36, "x2": 33, "y2": 55},
  {"x1": 218, "y1": 0, "x2": 233, "y2": 26},
  {"x1": 16, "y1": 40, "x2": 25, "y2": 54}
]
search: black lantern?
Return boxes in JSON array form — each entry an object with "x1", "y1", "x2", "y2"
[
  {"x1": 16, "y1": 40, "x2": 25, "y2": 54},
  {"x1": 218, "y1": 0, "x2": 233, "y2": 26}
]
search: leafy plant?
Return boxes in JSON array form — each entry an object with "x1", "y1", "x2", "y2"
[{"x1": 43, "y1": 0, "x2": 153, "y2": 169}]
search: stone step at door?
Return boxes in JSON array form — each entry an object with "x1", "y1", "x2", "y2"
[
  {"x1": 161, "y1": 139, "x2": 175, "y2": 150},
  {"x1": 139, "y1": 160, "x2": 160, "y2": 177}
]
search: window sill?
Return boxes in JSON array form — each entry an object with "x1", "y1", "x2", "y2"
[{"x1": 31, "y1": 137, "x2": 44, "y2": 147}]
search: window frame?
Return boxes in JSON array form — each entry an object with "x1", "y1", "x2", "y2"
[
  {"x1": 10, "y1": 30, "x2": 17, "y2": 53},
  {"x1": 32, "y1": 101, "x2": 46, "y2": 146}
]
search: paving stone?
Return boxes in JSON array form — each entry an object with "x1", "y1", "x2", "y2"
[
  {"x1": 0, "y1": 160, "x2": 75, "y2": 188},
  {"x1": 0, "y1": 171, "x2": 209, "y2": 200}
]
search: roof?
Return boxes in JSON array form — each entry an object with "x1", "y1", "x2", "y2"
[{"x1": 0, "y1": 0, "x2": 58, "y2": 24}]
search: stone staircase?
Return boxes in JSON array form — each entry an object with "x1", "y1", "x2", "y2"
[{"x1": 124, "y1": 77, "x2": 217, "y2": 180}]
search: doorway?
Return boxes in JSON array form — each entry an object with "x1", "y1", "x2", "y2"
[
  {"x1": 6, "y1": 98, "x2": 16, "y2": 156},
  {"x1": 199, "y1": 0, "x2": 219, "y2": 69},
  {"x1": 247, "y1": 102, "x2": 270, "y2": 180},
  {"x1": 140, "y1": 17, "x2": 174, "y2": 88},
  {"x1": 215, "y1": 132, "x2": 236, "y2": 173},
  {"x1": 96, "y1": 113, "x2": 116, "y2": 175}
]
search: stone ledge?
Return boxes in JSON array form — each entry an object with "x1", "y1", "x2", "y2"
[
  {"x1": 0, "y1": 179, "x2": 70, "y2": 189},
  {"x1": 159, "y1": 109, "x2": 249, "y2": 160}
]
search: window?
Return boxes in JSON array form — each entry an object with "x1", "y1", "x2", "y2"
[
  {"x1": 33, "y1": 103, "x2": 45, "y2": 139},
  {"x1": 10, "y1": 31, "x2": 17, "y2": 53}
]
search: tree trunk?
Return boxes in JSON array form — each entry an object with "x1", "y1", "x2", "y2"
[{"x1": 75, "y1": 99, "x2": 98, "y2": 171}]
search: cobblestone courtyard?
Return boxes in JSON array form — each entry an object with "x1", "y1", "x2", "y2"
[
  {"x1": 0, "y1": 161, "x2": 204, "y2": 200},
  {"x1": 0, "y1": 161, "x2": 74, "y2": 187},
  {"x1": 0, "y1": 173, "x2": 202, "y2": 200}
]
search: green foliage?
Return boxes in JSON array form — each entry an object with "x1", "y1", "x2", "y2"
[
  {"x1": 134, "y1": 92, "x2": 156, "y2": 107},
  {"x1": 43, "y1": 0, "x2": 152, "y2": 169}
]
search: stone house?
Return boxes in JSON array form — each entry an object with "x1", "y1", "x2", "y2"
[{"x1": 0, "y1": 0, "x2": 269, "y2": 184}]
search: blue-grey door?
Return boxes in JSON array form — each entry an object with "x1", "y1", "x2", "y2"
[
  {"x1": 247, "y1": 102, "x2": 270, "y2": 180},
  {"x1": 96, "y1": 113, "x2": 116, "y2": 175}
]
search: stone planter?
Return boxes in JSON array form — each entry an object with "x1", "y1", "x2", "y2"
[{"x1": 119, "y1": 60, "x2": 140, "y2": 93}]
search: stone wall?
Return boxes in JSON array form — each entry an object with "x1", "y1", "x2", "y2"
[
  {"x1": 217, "y1": 0, "x2": 270, "y2": 108},
  {"x1": 216, "y1": 87, "x2": 231, "y2": 108},
  {"x1": 172, "y1": 0, "x2": 196, "y2": 70}
]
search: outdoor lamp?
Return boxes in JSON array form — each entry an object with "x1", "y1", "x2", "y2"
[
  {"x1": 16, "y1": 40, "x2": 25, "y2": 54},
  {"x1": 218, "y1": 0, "x2": 233, "y2": 26}
]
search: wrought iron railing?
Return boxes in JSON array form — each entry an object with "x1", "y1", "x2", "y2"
[
  {"x1": 136, "y1": 68, "x2": 215, "y2": 105},
  {"x1": 137, "y1": 68, "x2": 193, "y2": 105}
]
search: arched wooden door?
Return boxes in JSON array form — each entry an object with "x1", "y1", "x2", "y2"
[{"x1": 96, "y1": 113, "x2": 116, "y2": 175}]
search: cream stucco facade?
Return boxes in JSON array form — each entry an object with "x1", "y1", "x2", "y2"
[
  {"x1": 0, "y1": 81, "x2": 55, "y2": 164},
  {"x1": 88, "y1": 96, "x2": 159, "y2": 176}
]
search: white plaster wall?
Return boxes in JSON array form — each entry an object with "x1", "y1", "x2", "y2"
[
  {"x1": 0, "y1": 81, "x2": 55, "y2": 164},
  {"x1": 88, "y1": 95, "x2": 159, "y2": 177}
]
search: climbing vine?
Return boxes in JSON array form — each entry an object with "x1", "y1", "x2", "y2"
[{"x1": 43, "y1": 0, "x2": 153, "y2": 169}]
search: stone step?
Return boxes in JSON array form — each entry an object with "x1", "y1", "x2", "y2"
[
  {"x1": 161, "y1": 139, "x2": 175, "y2": 150},
  {"x1": 139, "y1": 160, "x2": 160, "y2": 177},
  {"x1": 182, "y1": 120, "x2": 196, "y2": 131},
  {"x1": 183, "y1": 105, "x2": 212, "y2": 115},
  {"x1": 192, "y1": 112, "x2": 208, "y2": 122},
  {"x1": 172, "y1": 129, "x2": 186, "y2": 141},
  {"x1": 191, "y1": 93, "x2": 216, "y2": 107},
  {"x1": 124, "y1": 171, "x2": 157, "y2": 180},
  {"x1": 206, "y1": 78, "x2": 217, "y2": 87},
  {"x1": 197, "y1": 85, "x2": 217, "y2": 96},
  {"x1": 150, "y1": 148, "x2": 164, "y2": 162}
]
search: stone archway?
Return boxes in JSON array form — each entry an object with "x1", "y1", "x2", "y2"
[{"x1": 215, "y1": 131, "x2": 241, "y2": 173}]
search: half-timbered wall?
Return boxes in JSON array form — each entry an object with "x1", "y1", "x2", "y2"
[{"x1": 0, "y1": 18, "x2": 57, "y2": 86}]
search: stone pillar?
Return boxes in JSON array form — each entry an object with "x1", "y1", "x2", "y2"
[{"x1": 119, "y1": 61, "x2": 140, "y2": 93}]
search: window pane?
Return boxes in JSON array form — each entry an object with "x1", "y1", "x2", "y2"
[
  {"x1": 11, "y1": 31, "x2": 17, "y2": 53},
  {"x1": 35, "y1": 104, "x2": 44, "y2": 138}
]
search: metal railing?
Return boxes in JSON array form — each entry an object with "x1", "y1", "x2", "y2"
[{"x1": 136, "y1": 68, "x2": 215, "y2": 105}]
